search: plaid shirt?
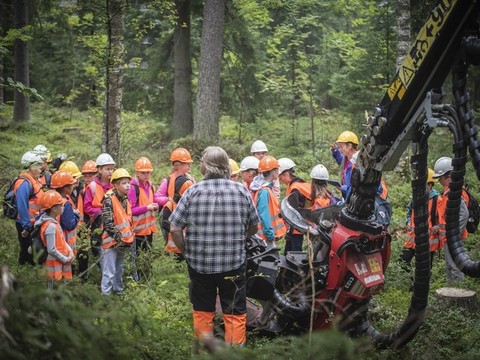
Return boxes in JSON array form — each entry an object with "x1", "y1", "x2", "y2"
[{"x1": 169, "y1": 177, "x2": 259, "y2": 274}]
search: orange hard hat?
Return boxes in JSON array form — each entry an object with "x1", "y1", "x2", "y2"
[
  {"x1": 258, "y1": 156, "x2": 280, "y2": 173},
  {"x1": 50, "y1": 171, "x2": 76, "y2": 189},
  {"x1": 81, "y1": 160, "x2": 97, "y2": 174},
  {"x1": 39, "y1": 190, "x2": 66, "y2": 210},
  {"x1": 170, "y1": 148, "x2": 193, "y2": 163},
  {"x1": 135, "y1": 157, "x2": 153, "y2": 172}
]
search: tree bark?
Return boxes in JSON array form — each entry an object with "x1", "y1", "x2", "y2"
[
  {"x1": 103, "y1": 0, "x2": 125, "y2": 163},
  {"x1": 172, "y1": 0, "x2": 193, "y2": 139},
  {"x1": 13, "y1": 0, "x2": 30, "y2": 122},
  {"x1": 396, "y1": 0, "x2": 410, "y2": 70},
  {"x1": 193, "y1": 0, "x2": 225, "y2": 141}
]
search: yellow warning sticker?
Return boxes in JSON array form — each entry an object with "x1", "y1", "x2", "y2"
[
  {"x1": 387, "y1": 77, "x2": 402, "y2": 100},
  {"x1": 368, "y1": 258, "x2": 381, "y2": 273}
]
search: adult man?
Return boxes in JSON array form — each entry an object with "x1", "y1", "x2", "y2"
[
  {"x1": 433, "y1": 156, "x2": 468, "y2": 284},
  {"x1": 169, "y1": 146, "x2": 259, "y2": 347}
]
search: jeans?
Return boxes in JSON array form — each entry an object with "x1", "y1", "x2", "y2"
[{"x1": 101, "y1": 246, "x2": 128, "y2": 294}]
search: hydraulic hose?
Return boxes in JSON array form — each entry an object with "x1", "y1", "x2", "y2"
[
  {"x1": 447, "y1": 48, "x2": 480, "y2": 277},
  {"x1": 271, "y1": 288, "x2": 310, "y2": 318},
  {"x1": 364, "y1": 132, "x2": 432, "y2": 349}
]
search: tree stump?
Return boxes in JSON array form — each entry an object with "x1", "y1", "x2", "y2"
[{"x1": 435, "y1": 287, "x2": 477, "y2": 312}]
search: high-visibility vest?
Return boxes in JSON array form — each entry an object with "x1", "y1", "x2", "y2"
[
  {"x1": 404, "y1": 195, "x2": 439, "y2": 252},
  {"x1": 132, "y1": 183, "x2": 158, "y2": 236},
  {"x1": 41, "y1": 220, "x2": 72, "y2": 281},
  {"x1": 253, "y1": 186, "x2": 286, "y2": 241},
  {"x1": 77, "y1": 188, "x2": 85, "y2": 224},
  {"x1": 14, "y1": 172, "x2": 43, "y2": 225},
  {"x1": 380, "y1": 179, "x2": 388, "y2": 199},
  {"x1": 286, "y1": 181, "x2": 312, "y2": 235},
  {"x1": 310, "y1": 196, "x2": 333, "y2": 210},
  {"x1": 101, "y1": 194, "x2": 134, "y2": 249},
  {"x1": 163, "y1": 201, "x2": 182, "y2": 254},
  {"x1": 438, "y1": 188, "x2": 469, "y2": 247},
  {"x1": 87, "y1": 180, "x2": 111, "y2": 208}
]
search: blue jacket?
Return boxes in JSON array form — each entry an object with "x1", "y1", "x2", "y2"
[{"x1": 250, "y1": 175, "x2": 275, "y2": 241}]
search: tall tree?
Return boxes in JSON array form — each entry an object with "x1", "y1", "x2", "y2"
[
  {"x1": 193, "y1": 0, "x2": 225, "y2": 141},
  {"x1": 396, "y1": 0, "x2": 410, "y2": 69},
  {"x1": 172, "y1": 0, "x2": 193, "y2": 138},
  {"x1": 103, "y1": 0, "x2": 126, "y2": 162},
  {"x1": 13, "y1": 0, "x2": 30, "y2": 122}
]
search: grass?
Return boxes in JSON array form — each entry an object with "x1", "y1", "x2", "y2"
[{"x1": 1, "y1": 103, "x2": 480, "y2": 358}]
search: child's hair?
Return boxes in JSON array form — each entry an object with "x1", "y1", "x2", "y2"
[{"x1": 311, "y1": 179, "x2": 332, "y2": 201}]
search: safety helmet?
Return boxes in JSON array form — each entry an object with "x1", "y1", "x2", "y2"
[
  {"x1": 336, "y1": 131, "x2": 359, "y2": 145},
  {"x1": 250, "y1": 140, "x2": 268, "y2": 153},
  {"x1": 427, "y1": 168, "x2": 437, "y2": 183},
  {"x1": 239, "y1": 156, "x2": 260, "y2": 171},
  {"x1": 33, "y1": 144, "x2": 52, "y2": 162},
  {"x1": 433, "y1": 156, "x2": 453, "y2": 178},
  {"x1": 110, "y1": 168, "x2": 132, "y2": 183},
  {"x1": 229, "y1": 159, "x2": 240, "y2": 175},
  {"x1": 50, "y1": 170, "x2": 76, "y2": 189},
  {"x1": 258, "y1": 156, "x2": 279, "y2": 173},
  {"x1": 278, "y1": 158, "x2": 296, "y2": 175},
  {"x1": 39, "y1": 190, "x2": 66, "y2": 210},
  {"x1": 96, "y1": 153, "x2": 116, "y2": 167},
  {"x1": 21, "y1": 151, "x2": 44, "y2": 169},
  {"x1": 59, "y1": 160, "x2": 82, "y2": 178},
  {"x1": 135, "y1": 157, "x2": 153, "y2": 172},
  {"x1": 81, "y1": 160, "x2": 97, "y2": 174},
  {"x1": 310, "y1": 164, "x2": 329, "y2": 180},
  {"x1": 169, "y1": 148, "x2": 193, "y2": 163}
]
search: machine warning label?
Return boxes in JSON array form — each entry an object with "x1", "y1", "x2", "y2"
[{"x1": 387, "y1": 0, "x2": 456, "y2": 97}]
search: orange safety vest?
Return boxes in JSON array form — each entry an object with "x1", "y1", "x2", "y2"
[
  {"x1": 87, "y1": 180, "x2": 111, "y2": 208},
  {"x1": 380, "y1": 179, "x2": 388, "y2": 199},
  {"x1": 286, "y1": 181, "x2": 312, "y2": 235},
  {"x1": 437, "y1": 188, "x2": 469, "y2": 247},
  {"x1": 163, "y1": 201, "x2": 182, "y2": 254},
  {"x1": 404, "y1": 195, "x2": 440, "y2": 252},
  {"x1": 101, "y1": 194, "x2": 134, "y2": 249},
  {"x1": 13, "y1": 172, "x2": 43, "y2": 225},
  {"x1": 77, "y1": 188, "x2": 85, "y2": 224},
  {"x1": 310, "y1": 196, "x2": 333, "y2": 210},
  {"x1": 41, "y1": 220, "x2": 72, "y2": 281},
  {"x1": 253, "y1": 186, "x2": 286, "y2": 241},
  {"x1": 132, "y1": 183, "x2": 158, "y2": 236}
]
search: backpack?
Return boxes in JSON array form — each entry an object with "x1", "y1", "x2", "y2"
[
  {"x1": 31, "y1": 224, "x2": 48, "y2": 265},
  {"x1": 374, "y1": 195, "x2": 392, "y2": 227},
  {"x1": 465, "y1": 188, "x2": 480, "y2": 233},
  {"x1": 2, "y1": 176, "x2": 32, "y2": 220}
]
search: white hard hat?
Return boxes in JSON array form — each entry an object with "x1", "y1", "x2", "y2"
[
  {"x1": 433, "y1": 156, "x2": 453, "y2": 178},
  {"x1": 95, "y1": 153, "x2": 116, "y2": 167},
  {"x1": 310, "y1": 164, "x2": 329, "y2": 180},
  {"x1": 278, "y1": 158, "x2": 295, "y2": 175},
  {"x1": 239, "y1": 156, "x2": 260, "y2": 171},
  {"x1": 250, "y1": 140, "x2": 268, "y2": 153},
  {"x1": 21, "y1": 151, "x2": 44, "y2": 169},
  {"x1": 33, "y1": 144, "x2": 52, "y2": 162}
]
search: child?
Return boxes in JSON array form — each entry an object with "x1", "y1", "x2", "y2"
[
  {"x1": 278, "y1": 158, "x2": 311, "y2": 254},
  {"x1": 36, "y1": 190, "x2": 74, "y2": 284},
  {"x1": 250, "y1": 156, "x2": 286, "y2": 250},
  {"x1": 229, "y1": 158, "x2": 240, "y2": 182},
  {"x1": 101, "y1": 168, "x2": 134, "y2": 295},
  {"x1": 155, "y1": 148, "x2": 194, "y2": 244},
  {"x1": 250, "y1": 140, "x2": 280, "y2": 198},
  {"x1": 239, "y1": 156, "x2": 259, "y2": 197},
  {"x1": 310, "y1": 164, "x2": 340, "y2": 209},
  {"x1": 50, "y1": 171, "x2": 80, "y2": 259}
]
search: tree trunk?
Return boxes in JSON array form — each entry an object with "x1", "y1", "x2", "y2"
[
  {"x1": 103, "y1": 0, "x2": 125, "y2": 163},
  {"x1": 396, "y1": 0, "x2": 410, "y2": 70},
  {"x1": 13, "y1": 0, "x2": 30, "y2": 122},
  {"x1": 172, "y1": 0, "x2": 193, "y2": 139},
  {"x1": 193, "y1": 0, "x2": 225, "y2": 141}
]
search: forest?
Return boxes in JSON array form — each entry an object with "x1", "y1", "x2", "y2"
[{"x1": 1, "y1": 0, "x2": 480, "y2": 359}]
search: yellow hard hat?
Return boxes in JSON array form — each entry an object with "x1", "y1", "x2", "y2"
[
  {"x1": 110, "y1": 168, "x2": 132, "y2": 183},
  {"x1": 427, "y1": 168, "x2": 437, "y2": 183},
  {"x1": 59, "y1": 160, "x2": 82, "y2": 178},
  {"x1": 336, "y1": 131, "x2": 359, "y2": 145},
  {"x1": 229, "y1": 158, "x2": 240, "y2": 175}
]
